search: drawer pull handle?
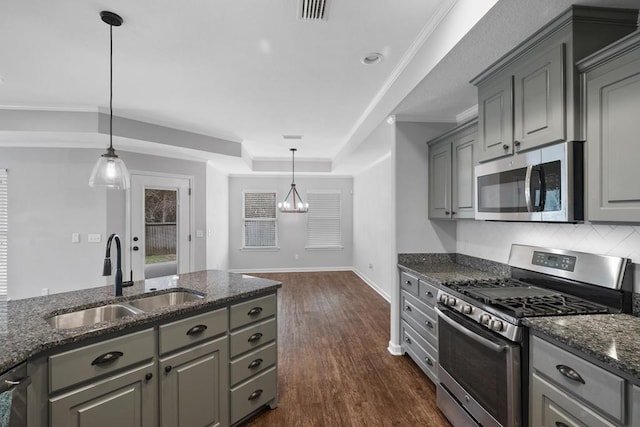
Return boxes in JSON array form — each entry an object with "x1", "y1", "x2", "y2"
[
  {"x1": 91, "y1": 351, "x2": 124, "y2": 366},
  {"x1": 426, "y1": 321, "x2": 434, "y2": 329},
  {"x1": 248, "y1": 307, "x2": 263, "y2": 316},
  {"x1": 556, "y1": 364, "x2": 585, "y2": 384},
  {"x1": 248, "y1": 389, "x2": 264, "y2": 401},
  {"x1": 426, "y1": 291, "x2": 434, "y2": 298},
  {"x1": 405, "y1": 280, "x2": 413, "y2": 286},
  {"x1": 405, "y1": 305, "x2": 412, "y2": 312},
  {"x1": 186, "y1": 324, "x2": 208, "y2": 336},
  {"x1": 425, "y1": 358, "x2": 433, "y2": 366},
  {"x1": 555, "y1": 423, "x2": 569, "y2": 427},
  {"x1": 248, "y1": 333, "x2": 263, "y2": 343},
  {"x1": 404, "y1": 337, "x2": 411, "y2": 344},
  {"x1": 248, "y1": 358, "x2": 263, "y2": 369}
]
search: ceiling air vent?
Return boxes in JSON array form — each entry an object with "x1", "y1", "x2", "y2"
[{"x1": 299, "y1": 0, "x2": 328, "y2": 21}]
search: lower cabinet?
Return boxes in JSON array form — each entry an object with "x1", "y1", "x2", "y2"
[
  {"x1": 159, "y1": 336, "x2": 228, "y2": 427},
  {"x1": 49, "y1": 361, "x2": 157, "y2": 427}
]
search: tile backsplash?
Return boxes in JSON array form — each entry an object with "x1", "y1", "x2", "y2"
[{"x1": 457, "y1": 221, "x2": 640, "y2": 291}]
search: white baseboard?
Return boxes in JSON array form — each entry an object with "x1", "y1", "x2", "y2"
[
  {"x1": 228, "y1": 266, "x2": 352, "y2": 274},
  {"x1": 388, "y1": 341, "x2": 403, "y2": 356},
  {"x1": 352, "y1": 269, "x2": 391, "y2": 303}
]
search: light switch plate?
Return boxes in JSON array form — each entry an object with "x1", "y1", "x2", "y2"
[
  {"x1": 71, "y1": 233, "x2": 80, "y2": 243},
  {"x1": 88, "y1": 234, "x2": 101, "y2": 243},
  {"x1": 196, "y1": 229, "x2": 204, "y2": 238}
]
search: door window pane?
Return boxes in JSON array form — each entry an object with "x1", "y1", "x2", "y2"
[{"x1": 145, "y1": 189, "x2": 178, "y2": 276}]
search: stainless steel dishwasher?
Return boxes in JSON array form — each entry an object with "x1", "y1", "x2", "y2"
[{"x1": 0, "y1": 363, "x2": 30, "y2": 427}]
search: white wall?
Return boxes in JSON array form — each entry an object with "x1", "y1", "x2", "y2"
[
  {"x1": 3, "y1": 148, "x2": 108, "y2": 299},
  {"x1": 396, "y1": 121, "x2": 457, "y2": 253},
  {"x1": 228, "y1": 175, "x2": 353, "y2": 271},
  {"x1": 457, "y1": 221, "x2": 640, "y2": 291},
  {"x1": 206, "y1": 162, "x2": 229, "y2": 270}
]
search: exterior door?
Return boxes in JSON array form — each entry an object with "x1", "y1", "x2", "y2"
[{"x1": 130, "y1": 174, "x2": 191, "y2": 280}]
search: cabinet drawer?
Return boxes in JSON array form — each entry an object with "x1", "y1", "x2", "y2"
[
  {"x1": 230, "y1": 318, "x2": 277, "y2": 358},
  {"x1": 230, "y1": 294, "x2": 277, "y2": 330},
  {"x1": 230, "y1": 342, "x2": 277, "y2": 387},
  {"x1": 159, "y1": 308, "x2": 228, "y2": 355},
  {"x1": 49, "y1": 329, "x2": 154, "y2": 393},
  {"x1": 401, "y1": 320, "x2": 438, "y2": 382},
  {"x1": 531, "y1": 336, "x2": 625, "y2": 423},
  {"x1": 419, "y1": 280, "x2": 439, "y2": 307},
  {"x1": 531, "y1": 372, "x2": 616, "y2": 427},
  {"x1": 401, "y1": 291, "x2": 437, "y2": 347},
  {"x1": 230, "y1": 367, "x2": 277, "y2": 425},
  {"x1": 400, "y1": 271, "x2": 419, "y2": 297}
]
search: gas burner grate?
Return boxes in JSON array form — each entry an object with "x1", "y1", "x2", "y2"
[
  {"x1": 492, "y1": 294, "x2": 610, "y2": 318},
  {"x1": 442, "y1": 278, "x2": 526, "y2": 294}
]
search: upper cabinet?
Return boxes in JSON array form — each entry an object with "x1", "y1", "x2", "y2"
[
  {"x1": 472, "y1": 6, "x2": 638, "y2": 163},
  {"x1": 578, "y1": 31, "x2": 640, "y2": 222},
  {"x1": 428, "y1": 119, "x2": 477, "y2": 220}
]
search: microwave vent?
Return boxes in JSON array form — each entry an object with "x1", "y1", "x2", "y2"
[{"x1": 299, "y1": 0, "x2": 328, "y2": 21}]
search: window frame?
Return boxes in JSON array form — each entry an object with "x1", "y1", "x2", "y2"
[{"x1": 241, "y1": 190, "x2": 279, "y2": 250}]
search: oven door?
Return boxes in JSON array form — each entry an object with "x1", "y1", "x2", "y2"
[{"x1": 436, "y1": 307, "x2": 521, "y2": 427}]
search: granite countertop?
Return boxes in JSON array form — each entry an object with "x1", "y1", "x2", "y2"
[
  {"x1": 525, "y1": 314, "x2": 640, "y2": 380},
  {"x1": 0, "y1": 270, "x2": 281, "y2": 374},
  {"x1": 398, "y1": 253, "x2": 509, "y2": 286}
]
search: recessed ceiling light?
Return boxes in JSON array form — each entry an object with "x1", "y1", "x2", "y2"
[
  {"x1": 386, "y1": 115, "x2": 395, "y2": 124},
  {"x1": 362, "y1": 53, "x2": 383, "y2": 65}
]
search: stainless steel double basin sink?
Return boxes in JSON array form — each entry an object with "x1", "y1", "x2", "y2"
[{"x1": 45, "y1": 290, "x2": 204, "y2": 329}]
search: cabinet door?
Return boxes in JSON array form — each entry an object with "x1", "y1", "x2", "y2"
[
  {"x1": 513, "y1": 43, "x2": 566, "y2": 152},
  {"x1": 159, "y1": 336, "x2": 228, "y2": 427},
  {"x1": 452, "y1": 132, "x2": 476, "y2": 219},
  {"x1": 428, "y1": 141, "x2": 452, "y2": 219},
  {"x1": 586, "y1": 54, "x2": 640, "y2": 221},
  {"x1": 478, "y1": 77, "x2": 513, "y2": 162},
  {"x1": 49, "y1": 362, "x2": 156, "y2": 427}
]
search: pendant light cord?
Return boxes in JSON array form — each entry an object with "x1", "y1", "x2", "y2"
[
  {"x1": 109, "y1": 23, "x2": 114, "y2": 151},
  {"x1": 291, "y1": 149, "x2": 295, "y2": 185}
]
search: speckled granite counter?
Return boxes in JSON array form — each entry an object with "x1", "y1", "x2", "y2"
[
  {"x1": 398, "y1": 253, "x2": 510, "y2": 285},
  {"x1": 0, "y1": 270, "x2": 280, "y2": 374},
  {"x1": 525, "y1": 314, "x2": 640, "y2": 381}
]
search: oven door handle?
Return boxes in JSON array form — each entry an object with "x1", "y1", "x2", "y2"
[{"x1": 436, "y1": 307, "x2": 508, "y2": 353}]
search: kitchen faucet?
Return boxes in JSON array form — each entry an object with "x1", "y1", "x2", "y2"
[{"x1": 103, "y1": 233, "x2": 134, "y2": 296}]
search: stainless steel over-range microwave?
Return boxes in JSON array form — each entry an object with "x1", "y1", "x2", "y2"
[{"x1": 474, "y1": 142, "x2": 583, "y2": 222}]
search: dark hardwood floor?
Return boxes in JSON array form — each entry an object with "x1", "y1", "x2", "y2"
[{"x1": 243, "y1": 271, "x2": 451, "y2": 427}]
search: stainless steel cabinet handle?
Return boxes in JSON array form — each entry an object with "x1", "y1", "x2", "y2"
[
  {"x1": 248, "y1": 332, "x2": 263, "y2": 343},
  {"x1": 556, "y1": 364, "x2": 585, "y2": 384},
  {"x1": 91, "y1": 351, "x2": 124, "y2": 366},
  {"x1": 436, "y1": 307, "x2": 507, "y2": 353}
]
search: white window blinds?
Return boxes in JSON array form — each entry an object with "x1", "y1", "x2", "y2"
[
  {"x1": 0, "y1": 170, "x2": 7, "y2": 302},
  {"x1": 306, "y1": 191, "x2": 342, "y2": 248},
  {"x1": 243, "y1": 191, "x2": 278, "y2": 248}
]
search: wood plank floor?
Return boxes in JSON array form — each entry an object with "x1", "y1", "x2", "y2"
[{"x1": 243, "y1": 271, "x2": 452, "y2": 427}]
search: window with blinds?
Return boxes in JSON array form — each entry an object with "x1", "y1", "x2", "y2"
[
  {"x1": 243, "y1": 191, "x2": 278, "y2": 248},
  {"x1": 306, "y1": 191, "x2": 342, "y2": 248},
  {"x1": 0, "y1": 170, "x2": 7, "y2": 304}
]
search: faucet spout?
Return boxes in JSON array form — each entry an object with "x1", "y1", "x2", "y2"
[{"x1": 104, "y1": 233, "x2": 124, "y2": 296}]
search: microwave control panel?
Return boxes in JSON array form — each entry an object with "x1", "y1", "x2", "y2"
[{"x1": 532, "y1": 251, "x2": 576, "y2": 272}]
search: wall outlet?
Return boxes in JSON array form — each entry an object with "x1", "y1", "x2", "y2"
[
  {"x1": 71, "y1": 233, "x2": 80, "y2": 243},
  {"x1": 41, "y1": 288, "x2": 49, "y2": 296},
  {"x1": 88, "y1": 234, "x2": 101, "y2": 243},
  {"x1": 294, "y1": 254, "x2": 299, "y2": 260}
]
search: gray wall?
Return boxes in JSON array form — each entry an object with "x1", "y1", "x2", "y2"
[
  {"x1": 2, "y1": 147, "x2": 208, "y2": 299},
  {"x1": 206, "y1": 163, "x2": 230, "y2": 270},
  {"x1": 228, "y1": 175, "x2": 353, "y2": 271}
]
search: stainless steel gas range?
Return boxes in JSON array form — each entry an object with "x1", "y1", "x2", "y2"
[{"x1": 436, "y1": 244, "x2": 634, "y2": 427}]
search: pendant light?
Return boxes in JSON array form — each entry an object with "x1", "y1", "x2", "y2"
[
  {"x1": 279, "y1": 148, "x2": 309, "y2": 213},
  {"x1": 89, "y1": 11, "x2": 130, "y2": 190}
]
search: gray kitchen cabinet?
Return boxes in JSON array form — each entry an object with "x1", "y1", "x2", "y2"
[
  {"x1": 159, "y1": 336, "x2": 228, "y2": 427},
  {"x1": 472, "y1": 6, "x2": 637, "y2": 163},
  {"x1": 49, "y1": 360, "x2": 157, "y2": 427},
  {"x1": 530, "y1": 335, "x2": 627, "y2": 426},
  {"x1": 399, "y1": 273, "x2": 439, "y2": 383},
  {"x1": 428, "y1": 119, "x2": 477, "y2": 220},
  {"x1": 578, "y1": 31, "x2": 640, "y2": 222},
  {"x1": 229, "y1": 293, "x2": 278, "y2": 425}
]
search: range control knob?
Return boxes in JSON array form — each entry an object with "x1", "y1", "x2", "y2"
[
  {"x1": 439, "y1": 294, "x2": 448, "y2": 304},
  {"x1": 479, "y1": 314, "x2": 491, "y2": 325},
  {"x1": 490, "y1": 319, "x2": 504, "y2": 332},
  {"x1": 446, "y1": 296, "x2": 457, "y2": 307},
  {"x1": 462, "y1": 305, "x2": 473, "y2": 315}
]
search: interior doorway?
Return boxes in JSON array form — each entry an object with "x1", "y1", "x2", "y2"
[{"x1": 130, "y1": 173, "x2": 192, "y2": 280}]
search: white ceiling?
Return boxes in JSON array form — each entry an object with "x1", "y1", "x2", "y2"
[{"x1": 0, "y1": 0, "x2": 638, "y2": 174}]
